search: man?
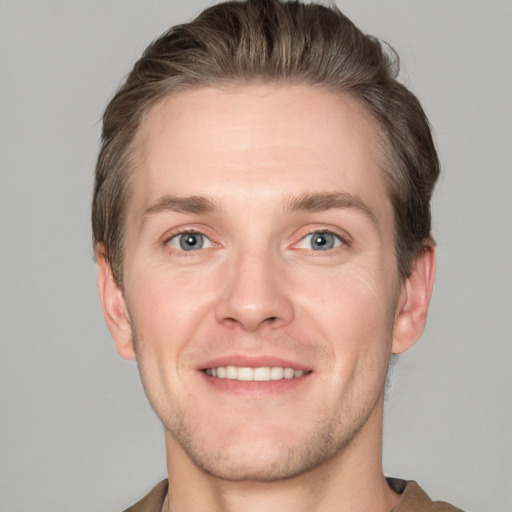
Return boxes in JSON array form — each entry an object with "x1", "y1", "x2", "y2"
[{"x1": 92, "y1": 0, "x2": 462, "y2": 510}]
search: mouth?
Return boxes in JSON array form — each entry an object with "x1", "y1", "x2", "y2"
[{"x1": 203, "y1": 366, "x2": 310, "y2": 382}]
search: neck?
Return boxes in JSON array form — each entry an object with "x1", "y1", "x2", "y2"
[{"x1": 163, "y1": 398, "x2": 399, "y2": 512}]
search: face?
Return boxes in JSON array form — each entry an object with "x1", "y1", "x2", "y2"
[{"x1": 98, "y1": 84, "x2": 433, "y2": 482}]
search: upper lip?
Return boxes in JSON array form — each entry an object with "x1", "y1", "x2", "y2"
[{"x1": 197, "y1": 355, "x2": 312, "y2": 372}]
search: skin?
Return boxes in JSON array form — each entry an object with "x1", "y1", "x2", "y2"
[{"x1": 97, "y1": 84, "x2": 436, "y2": 512}]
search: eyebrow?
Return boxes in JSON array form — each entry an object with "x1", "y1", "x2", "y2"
[
  {"x1": 144, "y1": 194, "x2": 216, "y2": 216},
  {"x1": 140, "y1": 190, "x2": 377, "y2": 229},
  {"x1": 285, "y1": 191, "x2": 378, "y2": 226},
  {"x1": 140, "y1": 194, "x2": 217, "y2": 230}
]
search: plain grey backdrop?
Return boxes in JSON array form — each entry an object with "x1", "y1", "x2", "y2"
[{"x1": 1, "y1": 1, "x2": 510, "y2": 511}]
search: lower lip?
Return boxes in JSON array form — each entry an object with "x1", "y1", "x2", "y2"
[{"x1": 200, "y1": 371, "x2": 311, "y2": 396}]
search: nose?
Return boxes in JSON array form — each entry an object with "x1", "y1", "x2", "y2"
[{"x1": 214, "y1": 246, "x2": 294, "y2": 332}]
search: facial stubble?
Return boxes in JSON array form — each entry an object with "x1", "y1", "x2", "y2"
[{"x1": 131, "y1": 329, "x2": 390, "y2": 483}]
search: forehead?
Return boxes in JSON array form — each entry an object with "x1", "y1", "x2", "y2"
[{"x1": 129, "y1": 84, "x2": 389, "y2": 224}]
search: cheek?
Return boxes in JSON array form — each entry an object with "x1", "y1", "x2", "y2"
[
  {"x1": 342, "y1": 268, "x2": 397, "y2": 379},
  {"x1": 302, "y1": 263, "x2": 396, "y2": 332},
  {"x1": 297, "y1": 263, "x2": 397, "y2": 380},
  {"x1": 124, "y1": 268, "x2": 220, "y2": 407},
  {"x1": 124, "y1": 263, "x2": 220, "y2": 354}
]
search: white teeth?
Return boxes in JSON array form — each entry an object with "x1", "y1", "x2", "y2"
[
  {"x1": 270, "y1": 367, "x2": 284, "y2": 380},
  {"x1": 236, "y1": 367, "x2": 253, "y2": 381},
  {"x1": 226, "y1": 366, "x2": 237, "y2": 379},
  {"x1": 283, "y1": 368, "x2": 295, "y2": 379},
  {"x1": 254, "y1": 367, "x2": 270, "y2": 381},
  {"x1": 204, "y1": 366, "x2": 307, "y2": 381}
]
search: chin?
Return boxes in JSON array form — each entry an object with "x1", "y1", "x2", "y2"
[
  {"x1": 170, "y1": 421, "x2": 357, "y2": 482},
  {"x1": 183, "y1": 446, "x2": 324, "y2": 482}
]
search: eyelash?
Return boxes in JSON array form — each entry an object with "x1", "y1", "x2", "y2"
[
  {"x1": 293, "y1": 229, "x2": 349, "y2": 251},
  {"x1": 164, "y1": 228, "x2": 214, "y2": 252},
  {"x1": 163, "y1": 226, "x2": 349, "y2": 253}
]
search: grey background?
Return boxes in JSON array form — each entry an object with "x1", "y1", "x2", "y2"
[{"x1": 1, "y1": 1, "x2": 510, "y2": 511}]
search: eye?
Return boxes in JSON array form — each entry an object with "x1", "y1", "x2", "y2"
[
  {"x1": 298, "y1": 232, "x2": 343, "y2": 251},
  {"x1": 167, "y1": 232, "x2": 212, "y2": 251}
]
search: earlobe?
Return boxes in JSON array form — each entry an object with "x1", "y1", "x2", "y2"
[
  {"x1": 392, "y1": 246, "x2": 436, "y2": 354},
  {"x1": 96, "y1": 245, "x2": 136, "y2": 360}
]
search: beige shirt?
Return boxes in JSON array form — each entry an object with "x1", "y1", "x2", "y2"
[{"x1": 122, "y1": 478, "x2": 463, "y2": 512}]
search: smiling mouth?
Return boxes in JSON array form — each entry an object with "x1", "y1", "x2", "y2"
[{"x1": 203, "y1": 366, "x2": 310, "y2": 382}]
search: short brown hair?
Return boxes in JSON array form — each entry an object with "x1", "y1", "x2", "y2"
[{"x1": 92, "y1": 0, "x2": 440, "y2": 285}]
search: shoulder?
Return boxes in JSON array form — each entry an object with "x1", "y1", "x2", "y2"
[
  {"x1": 122, "y1": 480, "x2": 168, "y2": 512},
  {"x1": 388, "y1": 478, "x2": 464, "y2": 512}
]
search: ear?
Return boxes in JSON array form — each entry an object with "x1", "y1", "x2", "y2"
[
  {"x1": 96, "y1": 245, "x2": 136, "y2": 360},
  {"x1": 392, "y1": 246, "x2": 436, "y2": 354}
]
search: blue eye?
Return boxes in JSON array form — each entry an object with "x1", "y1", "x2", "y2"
[
  {"x1": 299, "y1": 232, "x2": 342, "y2": 251},
  {"x1": 168, "y1": 232, "x2": 211, "y2": 251}
]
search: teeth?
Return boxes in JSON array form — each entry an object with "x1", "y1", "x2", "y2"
[
  {"x1": 236, "y1": 367, "x2": 253, "y2": 381},
  {"x1": 270, "y1": 367, "x2": 283, "y2": 380},
  {"x1": 283, "y1": 367, "x2": 294, "y2": 379},
  {"x1": 254, "y1": 367, "x2": 270, "y2": 381},
  {"x1": 226, "y1": 366, "x2": 237, "y2": 379},
  {"x1": 204, "y1": 366, "x2": 307, "y2": 381}
]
